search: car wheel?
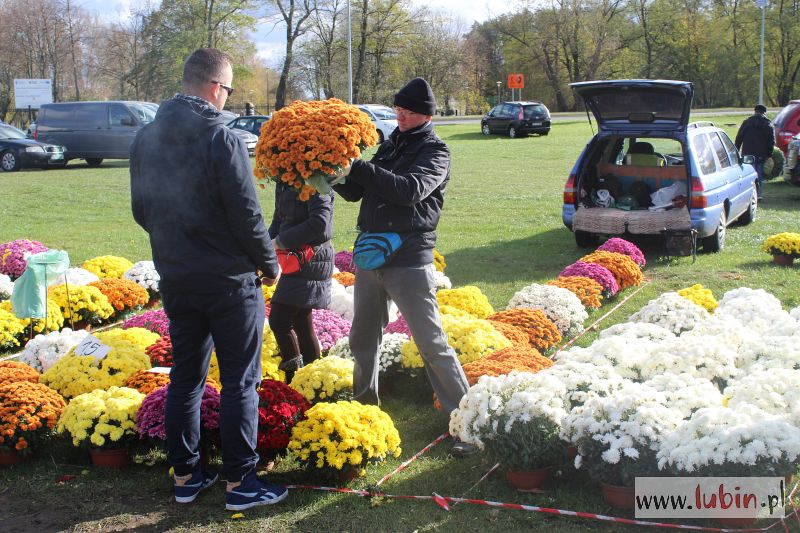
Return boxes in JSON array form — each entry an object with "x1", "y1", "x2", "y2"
[
  {"x1": 739, "y1": 190, "x2": 757, "y2": 225},
  {"x1": 481, "y1": 123, "x2": 490, "y2": 136},
  {"x1": 702, "y1": 209, "x2": 727, "y2": 252},
  {"x1": 0, "y1": 150, "x2": 20, "y2": 172},
  {"x1": 509, "y1": 126, "x2": 517, "y2": 138},
  {"x1": 575, "y1": 231, "x2": 599, "y2": 248},
  {"x1": 85, "y1": 158, "x2": 103, "y2": 167}
]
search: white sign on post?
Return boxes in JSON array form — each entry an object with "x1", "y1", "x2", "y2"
[
  {"x1": 13, "y1": 79, "x2": 53, "y2": 109},
  {"x1": 74, "y1": 334, "x2": 112, "y2": 361}
]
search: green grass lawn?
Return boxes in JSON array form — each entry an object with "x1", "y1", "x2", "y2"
[{"x1": 1, "y1": 116, "x2": 799, "y2": 532}]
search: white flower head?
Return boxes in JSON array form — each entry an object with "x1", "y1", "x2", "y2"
[
  {"x1": 507, "y1": 283, "x2": 587, "y2": 337},
  {"x1": 123, "y1": 261, "x2": 160, "y2": 292}
]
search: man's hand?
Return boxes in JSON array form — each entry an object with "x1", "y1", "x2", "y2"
[{"x1": 328, "y1": 158, "x2": 355, "y2": 185}]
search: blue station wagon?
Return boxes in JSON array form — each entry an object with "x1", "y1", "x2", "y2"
[{"x1": 561, "y1": 80, "x2": 758, "y2": 252}]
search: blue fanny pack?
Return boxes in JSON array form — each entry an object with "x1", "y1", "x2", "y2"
[{"x1": 352, "y1": 232, "x2": 403, "y2": 270}]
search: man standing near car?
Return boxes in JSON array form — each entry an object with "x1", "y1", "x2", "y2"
[
  {"x1": 130, "y1": 48, "x2": 288, "y2": 510},
  {"x1": 735, "y1": 104, "x2": 775, "y2": 199},
  {"x1": 332, "y1": 77, "x2": 474, "y2": 457}
]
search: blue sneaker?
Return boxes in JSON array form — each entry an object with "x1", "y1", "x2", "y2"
[
  {"x1": 174, "y1": 468, "x2": 219, "y2": 503},
  {"x1": 226, "y1": 471, "x2": 288, "y2": 511}
]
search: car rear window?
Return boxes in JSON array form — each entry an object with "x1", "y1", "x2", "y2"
[
  {"x1": 371, "y1": 108, "x2": 396, "y2": 120},
  {"x1": 522, "y1": 105, "x2": 546, "y2": 118},
  {"x1": 773, "y1": 103, "x2": 799, "y2": 127},
  {"x1": 692, "y1": 134, "x2": 718, "y2": 175}
]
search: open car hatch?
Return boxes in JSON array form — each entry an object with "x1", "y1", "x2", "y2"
[{"x1": 571, "y1": 80, "x2": 694, "y2": 133}]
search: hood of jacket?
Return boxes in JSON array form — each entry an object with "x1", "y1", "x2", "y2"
[{"x1": 153, "y1": 95, "x2": 227, "y2": 146}]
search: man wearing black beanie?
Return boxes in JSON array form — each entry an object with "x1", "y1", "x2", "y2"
[{"x1": 333, "y1": 77, "x2": 475, "y2": 457}]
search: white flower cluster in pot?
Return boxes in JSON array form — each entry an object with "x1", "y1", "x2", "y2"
[
  {"x1": 123, "y1": 260, "x2": 160, "y2": 292},
  {"x1": 329, "y1": 279, "x2": 354, "y2": 321},
  {"x1": 498, "y1": 371, "x2": 569, "y2": 432},
  {"x1": 736, "y1": 334, "x2": 800, "y2": 371},
  {"x1": 599, "y1": 322, "x2": 675, "y2": 343},
  {"x1": 791, "y1": 306, "x2": 800, "y2": 321},
  {"x1": 448, "y1": 371, "x2": 540, "y2": 449},
  {"x1": 546, "y1": 359, "x2": 628, "y2": 411},
  {"x1": 724, "y1": 368, "x2": 800, "y2": 425},
  {"x1": 506, "y1": 283, "x2": 587, "y2": 337},
  {"x1": 327, "y1": 332, "x2": 409, "y2": 374},
  {"x1": 642, "y1": 372, "x2": 723, "y2": 419},
  {"x1": 554, "y1": 336, "x2": 657, "y2": 381},
  {"x1": 0, "y1": 274, "x2": 13, "y2": 300},
  {"x1": 18, "y1": 328, "x2": 89, "y2": 372},
  {"x1": 629, "y1": 292, "x2": 709, "y2": 335},
  {"x1": 561, "y1": 381, "x2": 685, "y2": 468},
  {"x1": 432, "y1": 269, "x2": 452, "y2": 291},
  {"x1": 657, "y1": 403, "x2": 800, "y2": 474},
  {"x1": 46, "y1": 267, "x2": 99, "y2": 287},
  {"x1": 715, "y1": 287, "x2": 793, "y2": 335},
  {"x1": 637, "y1": 335, "x2": 738, "y2": 383}
]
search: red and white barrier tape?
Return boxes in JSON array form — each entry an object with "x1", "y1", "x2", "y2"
[{"x1": 374, "y1": 431, "x2": 449, "y2": 487}]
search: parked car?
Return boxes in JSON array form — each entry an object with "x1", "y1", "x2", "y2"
[
  {"x1": 227, "y1": 115, "x2": 270, "y2": 137},
  {"x1": 229, "y1": 127, "x2": 258, "y2": 156},
  {"x1": 773, "y1": 100, "x2": 800, "y2": 154},
  {"x1": 35, "y1": 101, "x2": 156, "y2": 166},
  {"x1": 357, "y1": 105, "x2": 397, "y2": 143},
  {"x1": 481, "y1": 101, "x2": 551, "y2": 138},
  {"x1": 562, "y1": 80, "x2": 758, "y2": 253},
  {"x1": 781, "y1": 132, "x2": 800, "y2": 186},
  {"x1": 0, "y1": 123, "x2": 66, "y2": 171}
]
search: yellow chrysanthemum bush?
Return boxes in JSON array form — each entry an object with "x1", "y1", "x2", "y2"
[
  {"x1": 0, "y1": 299, "x2": 64, "y2": 334},
  {"x1": 57, "y1": 386, "x2": 144, "y2": 449},
  {"x1": 40, "y1": 338, "x2": 151, "y2": 399},
  {"x1": 48, "y1": 284, "x2": 114, "y2": 325},
  {"x1": 433, "y1": 249, "x2": 446, "y2": 272},
  {"x1": 288, "y1": 400, "x2": 401, "y2": 480},
  {"x1": 0, "y1": 307, "x2": 26, "y2": 352},
  {"x1": 254, "y1": 98, "x2": 378, "y2": 201},
  {"x1": 436, "y1": 286, "x2": 494, "y2": 319},
  {"x1": 677, "y1": 284, "x2": 718, "y2": 312},
  {"x1": 96, "y1": 327, "x2": 161, "y2": 351},
  {"x1": 289, "y1": 356, "x2": 353, "y2": 403},
  {"x1": 82, "y1": 255, "x2": 134, "y2": 279},
  {"x1": 400, "y1": 314, "x2": 511, "y2": 369},
  {"x1": 207, "y1": 325, "x2": 284, "y2": 384},
  {"x1": 762, "y1": 232, "x2": 800, "y2": 258}
]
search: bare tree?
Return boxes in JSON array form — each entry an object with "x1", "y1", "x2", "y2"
[{"x1": 269, "y1": 0, "x2": 316, "y2": 109}]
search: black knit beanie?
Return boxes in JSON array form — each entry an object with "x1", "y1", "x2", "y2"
[{"x1": 394, "y1": 77, "x2": 436, "y2": 116}]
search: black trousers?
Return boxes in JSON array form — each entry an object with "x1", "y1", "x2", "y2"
[{"x1": 268, "y1": 302, "x2": 321, "y2": 368}]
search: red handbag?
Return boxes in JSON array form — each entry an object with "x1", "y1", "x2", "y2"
[{"x1": 276, "y1": 245, "x2": 314, "y2": 274}]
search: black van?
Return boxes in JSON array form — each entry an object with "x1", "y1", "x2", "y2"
[{"x1": 35, "y1": 101, "x2": 156, "y2": 166}]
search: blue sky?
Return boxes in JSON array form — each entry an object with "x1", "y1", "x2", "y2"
[{"x1": 81, "y1": 0, "x2": 497, "y2": 67}]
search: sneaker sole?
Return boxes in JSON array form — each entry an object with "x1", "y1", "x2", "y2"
[{"x1": 225, "y1": 489, "x2": 288, "y2": 511}]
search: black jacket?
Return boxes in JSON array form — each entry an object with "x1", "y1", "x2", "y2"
[
  {"x1": 735, "y1": 113, "x2": 775, "y2": 159},
  {"x1": 333, "y1": 122, "x2": 449, "y2": 267},
  {"x1": 268, "y1": 182, "x2": 334, "y2": 308},
  {"x1": 130, "y1": 95, "x2": 279, "y2": 292}
]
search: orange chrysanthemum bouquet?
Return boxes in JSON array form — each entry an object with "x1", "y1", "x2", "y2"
[{"x1": 254, "y1": 98, "x2": 379, "y2": 201}]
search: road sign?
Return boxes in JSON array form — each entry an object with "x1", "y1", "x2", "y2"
[
  {"x1": 508, "y1": 74, "x2": 524, "y2": 89},
  {"x1": 13, "y1": 79, "x2": 53, "y2": 109}
]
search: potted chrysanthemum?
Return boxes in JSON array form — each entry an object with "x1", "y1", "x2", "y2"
[
  {"x1": 762, "y1": 232, "x2": 800, "y2": 266},
  {"x1": 0, "y1": 381, "x2": 65, "y2": 464}
]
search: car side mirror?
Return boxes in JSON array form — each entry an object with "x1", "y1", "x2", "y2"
[{"x1": 742, "y1": 154, "x2": 755, "y2": 165}]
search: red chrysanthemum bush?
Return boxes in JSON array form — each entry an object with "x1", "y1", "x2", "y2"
[
  {"x1": 145, "y1": 336, "x2": 173, "y2": 367},
  {"x1": 257, "y1": 379, "x2": 311, "y2": 461}
]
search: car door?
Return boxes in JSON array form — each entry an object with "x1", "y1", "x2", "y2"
[
  {"x1": 485, "y1": 105, "x2": 501, "y2": 132},
  {"x1": 708, "y1": 131, "x2": 749, "y2": 219},
  {"x1": 107, "y1": 104, "x2": 140, "y2": 158},
  {"x1": 719, "y1": 130, "x2": 757, "y2": 213}
]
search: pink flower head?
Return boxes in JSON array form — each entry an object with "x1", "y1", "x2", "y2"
[
  {"x1": 312, "y1": 309, "x2": 352, "y2": 351},
  {"x1": 384, "y1": 314, "x2": 411, "y2": 337},
  {"x1": 0, "y1": 239, "x2": 49, "y2": 279},
  {"x1": 123, "y1": 308, "x2": 170, "y2": 337},
  {"x1": 559, "y1": 261, "x2": 619, "y2": 296},
  {"x1": 597, "y1": 238, "x2": 646, "y2": 267},
  {"x1": 136, "y1": 384, "x2": 220, "y2": 440},
  {"x1": 335, "y1": 251, "x2": 356, "y2": 273}
]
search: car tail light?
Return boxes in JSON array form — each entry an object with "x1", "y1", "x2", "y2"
[
  {"x1": 33, "y1": 130, "x2": 37, "y2": 140},
  {"x1": 563, "y1": 173, "x2": 576, "y2": 204},
  {"x1": 690, "y1": 176, "x2": 706, "y2": 208}
]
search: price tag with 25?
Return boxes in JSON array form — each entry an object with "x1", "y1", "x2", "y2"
[{"x1": 74, "y1": 334, "x2": 112, "y2": 361}]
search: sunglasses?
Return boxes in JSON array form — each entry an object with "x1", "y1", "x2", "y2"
[{"x1": 210, "y1": 80, "x2": 234, "y2": 96}]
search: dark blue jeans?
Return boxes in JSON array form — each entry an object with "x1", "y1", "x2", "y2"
[{"x1": 161, "y1": 277, "x2": 265, "y2": 482}]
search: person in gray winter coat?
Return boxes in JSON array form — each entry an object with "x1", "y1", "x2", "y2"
[
  {"x1": 267, "y1": 182, "x2": 334, "y2": 383},
  {"x1": 333, "y1": 77, "x2": 474, "y2": 457},
  {"x1": 735, "y1": 104, "x2": 775, "y2": 199}
]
